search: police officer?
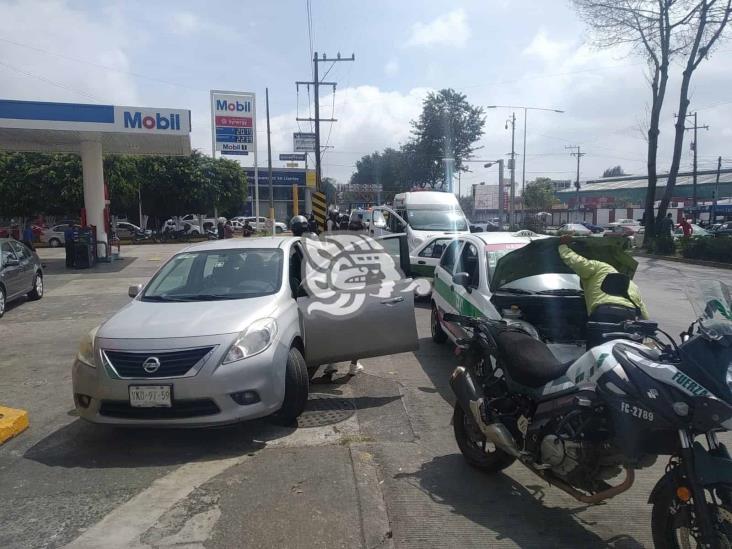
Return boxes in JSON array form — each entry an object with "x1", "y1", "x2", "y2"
[{"x1": 290, "y1": 215, "x2": 310, "y2": 237}]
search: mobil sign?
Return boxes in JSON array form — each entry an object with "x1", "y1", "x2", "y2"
[
  {"x1": 211, "y1": 90, "x2": 256, "y2": 155},
  {"x1": 113, "y1": 106, "x2": 190, "y2": 134}
]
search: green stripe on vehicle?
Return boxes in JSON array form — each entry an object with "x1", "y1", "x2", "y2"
[{"x1": 433, "y1": 275, "x2": 485, "y2": 318}]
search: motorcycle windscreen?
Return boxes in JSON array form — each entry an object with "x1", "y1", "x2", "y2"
[{"x1": 298, "y1": 283, "x2": 418, "y2": 366}]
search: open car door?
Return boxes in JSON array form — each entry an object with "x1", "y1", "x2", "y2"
[
  {"x1": 368, "y1": 205, "x2": 407, "y2": 237},
  {"x1": 297, "y1": 233, "x2": 418, "y2": 366}
]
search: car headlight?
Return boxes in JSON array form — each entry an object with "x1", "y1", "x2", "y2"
[
  {"x1": 223, "y1": 318, "x2": 278, "y2": 364},
  {"x1": 726, "y1": 362, "x2": 732, "y2": 393},
  {"x1": 77, "y1": 326, "x2": 99, "y2": 368}
]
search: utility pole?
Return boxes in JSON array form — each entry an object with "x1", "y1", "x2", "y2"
[
  {"x1": 566, "y1": 145, "x2": 586, "y2": 221},
  {"x1": 296, "y1": 51, "x2": 354, "y2": 192},
  {"x1": 266, "y1": 87, "x2": 274, "y2": 236},
  {"x1": 677, "y1": 111, "x2": 709, "y2": 218},
  {"x1": 507, "y1": 112, "x2": 516, "y2": 226},
  {"x1": 713, "y1": 155, "x2": 722, "y2": 222}
]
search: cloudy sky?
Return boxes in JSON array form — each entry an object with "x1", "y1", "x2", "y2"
[{"x1": 0, "y1": 0, "x2": 730, "y2": 195}]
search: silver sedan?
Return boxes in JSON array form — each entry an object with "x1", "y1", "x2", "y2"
[{"x1": 72, "y1": 236, "x2": 417, "y2": 426}]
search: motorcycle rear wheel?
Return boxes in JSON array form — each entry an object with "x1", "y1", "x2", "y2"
[
  {"x1": 453, "y1": 403, "x2": 515, "y2": 473},
  {"x1": 651, "y1": 482, "x2": 732, "y2": 548}
]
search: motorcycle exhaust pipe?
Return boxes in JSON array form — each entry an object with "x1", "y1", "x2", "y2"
[{"x1": 450, "y1": 366, "x2": 520, "y2": 458}]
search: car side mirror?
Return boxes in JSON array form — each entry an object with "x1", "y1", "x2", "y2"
[
  {"x1": 128, "y1": 284, "x2": 142, "y2": 298},
  {"x1": 5, "y1": 257, "x2": 19, "y2": 267},
  {"x1": 453, "y1": 272, "x2": 471, "y2": 290},
  {"x1": 601, "y1": 273, "x2": 630, "y2": 299}
]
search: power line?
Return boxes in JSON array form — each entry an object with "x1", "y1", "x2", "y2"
[
  {"x1": 305, "y1": 0, "x2": 314, "y2": 62},
  {"x1": 0, "y1": 59, "x2": 101, "y2": 101}
]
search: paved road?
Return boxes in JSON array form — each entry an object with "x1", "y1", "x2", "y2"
[{"x1": 1, "y1": 244, "x2": 731, "y2": 549}]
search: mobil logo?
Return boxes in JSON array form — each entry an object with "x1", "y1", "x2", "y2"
[
  {"x1": 123, "y1": 111, "x2": 181, "y2": 131},
  {"x1": 215, "y1": 99, "x2": 251, "y2": 113}
]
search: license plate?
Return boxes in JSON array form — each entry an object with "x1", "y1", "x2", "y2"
[{"x1": 129, "y1": 385, "x2": 172, "y2": 408}]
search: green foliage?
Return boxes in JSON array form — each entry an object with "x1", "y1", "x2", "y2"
[
  {"x1": 350, "y1": 89, "x2": 485, "y2": 193},
  {"x1": 523, "y1": 178, "x2": 556, "y2": 210},
  {"x1": 602, "y1": 165, "x2": 626, "y2": 178},
  {"x1": 679, "y1": 236, "x2": 732, "y2": 263},
  {"x1": 647, "y1": 234, "x2": 676, "y2": 255},
  {"x1": 410, "y1": 89, "x2": 485, "y2": 189},
  {"x1": 0, "y1": 150, "x2": 247, "y2": 224}
]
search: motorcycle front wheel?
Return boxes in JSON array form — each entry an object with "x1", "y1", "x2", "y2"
[
  {"x1": 651, "y1": 482, "x2": 732, "y2": 548},
  {"x1": 452, "y1": 403, "x2": 515, "y2": 473}
]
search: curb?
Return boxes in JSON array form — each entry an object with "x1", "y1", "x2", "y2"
[
  {"x1": 0, "y1": 406, "x2": 29, "y2": 444},
  {"x1": 350, "y1": 447, "x2": 394, "y2": 549},
  {"x1": 633, "y1": 252, "x2": 732, "y2": 270}
]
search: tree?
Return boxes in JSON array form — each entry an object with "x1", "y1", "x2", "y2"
[
  {"x1": 0, "y1": 151, "x2": 247, "y2": 225},
  {"x1": 658, "y1": 0, "x2": 731, "y2": 219},
  {"x1": 321, "y1": 177, "x2": 337, "y2": 205},
  {"x1": 602, "y1": 165, "x2": 626, "y2": 177},
  {"x1": 571, "y1": 0, "x2": 707, "y2": 244},
  {"x1": 410, "y1": 89, "x2": 485, "y2": 190},
  {"x1": 523, "y1": 178, "x2": 556, "y2": 211}
]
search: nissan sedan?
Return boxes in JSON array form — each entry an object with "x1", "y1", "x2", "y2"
[{"x1": 71, "y1": 236, "x2": 417, "y2": 426}]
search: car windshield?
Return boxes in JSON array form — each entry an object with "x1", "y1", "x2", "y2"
[
  {"x1": 485, "y1": 242, "x2": 529, "y2": 279},
  {"x1": 407, "y1": 209, "x2": 467, "y2": 231},
  {"x1": 142, "y1": 248, "x2": 283, "y2": 301},
  {"x1": 688, "y1": 280, "x2": 732, "y2": 338}
]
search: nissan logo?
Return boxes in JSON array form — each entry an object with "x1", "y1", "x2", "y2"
[{"x1": 142, "y1": 356, "x2": 161, "y2": 374}]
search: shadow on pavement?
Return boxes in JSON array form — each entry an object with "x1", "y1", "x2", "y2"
[
  {"x1": 395, "y1": 453, "x2": 644, "y2": 548},
  {"x1": 412, "y1": 336, "x2": 460, "y2": 406},
  {"x1": 23, "y1": 418, "x2": 294, "y2": 469}
]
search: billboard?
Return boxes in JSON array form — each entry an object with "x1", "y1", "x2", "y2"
[
  {"x1": 279, "y1": 153, "x2": 307, "y2": 161},
  {"x1": 474, "y1": 185, "x2": 501, "y2": 210},
  {"x1": 211, "y1": 91, "x2": 255, "y2": 155},
  {"x1": 293, "y1": 132, "x2": 316, "y2": 152}
]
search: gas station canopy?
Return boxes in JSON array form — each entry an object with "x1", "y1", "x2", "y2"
[
  {"x1": 0, "y1": 99, "x2": 191, "y2": 155},
  {"x1": 0, "y1": 98, "x2": 193, "y2": 259}
]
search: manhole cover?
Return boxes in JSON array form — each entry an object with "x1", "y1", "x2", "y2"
[{"x1": 298, "y1": 393, "x2": 355, "y2": 428}]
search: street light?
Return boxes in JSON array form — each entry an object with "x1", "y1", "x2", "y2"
[{"x1": 486, "y1": 105, "x2": 564, "y2": 206}]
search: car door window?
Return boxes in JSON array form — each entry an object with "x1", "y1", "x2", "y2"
[
  {"x1": 10, "y1": 241, "x2": 30, "y2": 261},
  {"x1": 1, "y1": 242, "x2": 17, "y2": 266},
  {"x1": 419, "y1": 238, "x2": 452, "y2": 259},
  {"x1": 455, "y1": 243, "x2": 480, "y2": 288},
  {"x1": 438, "y1": 240, "x2": 461, "y2": 274}
]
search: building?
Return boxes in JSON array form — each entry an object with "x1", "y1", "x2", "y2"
[
  {"x1": 242, "y1": 168, "x2": 309, "y2": 221},
  {"x1": 556, "y1": 168, "x2": 732, "y2": 207}
]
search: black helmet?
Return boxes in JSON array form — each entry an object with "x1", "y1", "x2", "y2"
[{"x1": 290, "y1": 215, "x2": 309, "y2": 236}]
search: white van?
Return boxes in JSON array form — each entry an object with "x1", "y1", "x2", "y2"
[{"x1": 369, "y1": 191, "x2": 469, "y2": 251}]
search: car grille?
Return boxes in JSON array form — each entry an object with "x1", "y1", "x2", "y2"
[
  {"x1": 99, "y1": 399, "x2": 220, "y2": 419},
  {"x1": 103, "y1": 346, "x2": 215, "y2": 378}
]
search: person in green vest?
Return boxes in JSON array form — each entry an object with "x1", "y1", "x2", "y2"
[{"x1": 559, "y1": 235, "x2": 649, "y2": 331}]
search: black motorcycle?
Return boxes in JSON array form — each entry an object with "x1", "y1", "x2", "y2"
[{"x1": 448, "y1": 277, "x2": 732, "y2": 547}]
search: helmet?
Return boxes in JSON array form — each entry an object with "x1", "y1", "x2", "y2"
[{"x1": 290, "y1": 215, "x2": 309, "y2": 236}]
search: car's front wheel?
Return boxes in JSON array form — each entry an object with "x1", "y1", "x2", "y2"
[
  {"x1": 0, "y1": 285, "x2": 5, "y2": 318},
  {"x1": 275, "y1": 226, "x2": 284, "y2": 234},
  {"x1": 48, "y1": 238, "x2": 61, "y2": 248},
  {"x1": 273, "y1": 347, "x2": 309, "y2": 425},
  {"x1": 431, "y1": 303, "x2": 447, "y2": 344},
  {"x1": 28, "y1": 272, "x2": 43, "y2": 300}
]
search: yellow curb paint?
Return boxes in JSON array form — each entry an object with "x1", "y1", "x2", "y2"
[{"x1": 0, "y1": 406, "x2": 29, "y2": 444}]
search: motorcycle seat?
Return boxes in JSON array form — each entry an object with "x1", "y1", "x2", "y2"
[{"x1": 495, "y1": 330, "x2": 572, "y2": 388}]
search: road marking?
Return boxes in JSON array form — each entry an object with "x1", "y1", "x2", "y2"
[
  {"x1": 0, "y1": 406, "x2": 29, "y2": 444},
  {"x1": 64, "y1": 457, "x2": 243, "y2": 549}
]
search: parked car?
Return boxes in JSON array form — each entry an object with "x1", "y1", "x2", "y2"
[
  {"x1": 71, "y1": 235, "x2": 417, "y2": 426},
  {"x1": 41, "y1": 223, "x2": 72, "y2": 247},
  {"x1": 234, "y1": 217, "x2": 287, "y2": 234},
  {"x1": 163, "y1": 215, "x2": 218, "y2": 234},
  {"x1": 607, "y1": 219, "x2": 641, "y2": 233},
  {"x1": 712, "y1": 221, "x2": 732, "y2": 236},
  {"x1": 581, "y1": 222, "x2": 605, "y2": 234},
  {"x1": 1, "y1": 238, "x2": 44, "y2": 318},
  {"x1": 557, "y1": 223, "x2": 592, "y2": 236},
  {"x1": 673, "y1": 224, "x2": 710, "y2": 240},
  {"x1": 604, "y1": 224, "x2": 637, "y2": 245},
  {"x1": 410, "y1": 235, "x2": 459, "y2": 279},
  {"x1": 113, "y1": 221, "x2": 152, "y2": 239}
]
